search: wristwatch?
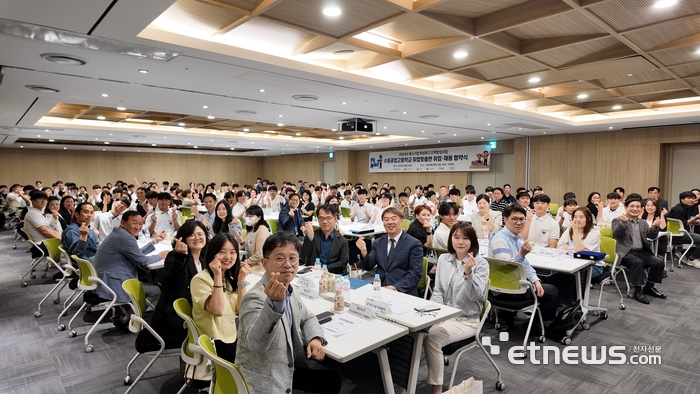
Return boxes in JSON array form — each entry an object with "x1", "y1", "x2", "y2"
[{"x1": 237, "y1": 281, "x2": 249, "y2": 288}]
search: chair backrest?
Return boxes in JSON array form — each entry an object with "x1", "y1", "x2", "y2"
[
  {"x1": 122, "y1": 279, "x2": 147, "y2": 333},
  {"x1": 480, "y1": 279, "x2": 491, "y2": 318},
  {"x1": 44, "y1": 238, "x2": 62, "y2": 262},
  {"x1": 417, "y1": 257, "x2": 429, "y2": 291},
  {"x1": 600, "y1": 227, "x2": 612, "y2": 238},
  {"x1": 599, "y1": 236, "x2": 617, "y2": 265},
  {"x1": 181, "y1": 206, "x2": 193, "y2": 218},
  {"x1": 173, "y1": 298, "x2": 202, "y2": 364},
  {"x1": 401, "y1": 218, "x2": 410, "y2": 231},
  {"x1": 548, "y1": 203, "x2": 559, "y2": 216},
  {"x1": 71, "y1": 254, "x2": 99, "y2": 291},
  {"x1": 341, "y1": 207, "x2": 351, "y2": 218},
  {"x1": 485, "y1": 258, "x2": 528, "y2": 294},
  {"x1": 435, "y1": 249, "x2": 448, "y2": 260},
  {"x1": 266, "y1": 219, "x2": 278, "y2": 233},
  {"x1": 58, "y1": 245, "x2": 70, "y2": 265},
  {"x1": 666, "y1": 218, "x2": 684, "y2": 235},
  {"x1": 197, "y1": 334, "x2": 250, "y2": 394}
]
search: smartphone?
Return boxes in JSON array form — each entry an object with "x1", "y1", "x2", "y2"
[
  {"x1": 298, "y1": 266, "x2": 313, "y2": 275},
  {"x1": 414, "y1": 307, "x2": 441, "y2": 313},
  {"x1": 316, "y1": 311, "x2": 333, "y2": 324}
]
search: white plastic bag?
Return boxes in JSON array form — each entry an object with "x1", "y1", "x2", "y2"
[{"x1": 443, "y1": 377, "x2": 483, "y2": 394}]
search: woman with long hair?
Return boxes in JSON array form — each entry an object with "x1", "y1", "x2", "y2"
[
  {"x1": 58, "y1": 195, "x2": 75, "y2": 229},
  {"x1": 241, "y1": 205, "x2": 271, "y2": 272},
  {"x1": 300, "y1": 189, "x2": 315, "y2": 222},
  {"x1": 212, "y1": 200, "x2": 235, "y2": 235},
  {"x1": 641, "y1": 198, "x2": 668, "y2": 257},
  {"x1": 406, "y1": 204, "x2": 433, "y2": 256}
]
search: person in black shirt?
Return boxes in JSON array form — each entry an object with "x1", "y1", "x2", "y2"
[{"x1": 667, "y1": 191, "x2": 700, "y2": 265}]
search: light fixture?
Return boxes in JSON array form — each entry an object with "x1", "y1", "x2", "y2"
[
  {"x1": 104, "y1": 141, "x2": 109, "y2": 144},
  {"x1": 101, "y1": 93, "x2": 108, "y2": 97},
  {"x1": 481, "y1": 137, "x2": 484, "y2": 139},
  {"x1": 109, "y1": 133, "x2": 113, "y2": 136},
  {"x1": 376, "y1": 133, "x2": 381, "y2": 136},
  {"x1": 577, "y1": 94, "x2": 588, "y2": 99},
  {"x1": 453, "y1": 134, "x2": 457, "y2": 136},
  {"x1": 279, "y1": 115, "x2": 283, "y2": 117},
  {"x1": 97, "y1": 115, "x2": 106, "y2": 120},
  {"x1": 258, "y1": 88, "x2": 266, "y2": 92},
  {"x1": 102, "y1": 148, "x2": 105, "y2": 151},
  {"x1": 653, "y1": 0, "x2": 677, "y2": 8},
  {"x1": 292, "y1": 94, "x2": 318, "y2": 101},
  {"x1": 453, "y1": 51, "x2": 468, "y2": 59},
  {"x1": 627, "y1": 73, "x2": 634, "y2": 77},
  {"x1": 421, "y1": 130, "x2": 425, "y2": 133},
  {"x1": 277, "y1": 123, "x2": 284, "y2": 126},
  {"x1": 125, "y1": 118, "x2": 153, "y2": 123},
  {"x1": 138, "y1": 69, "x2": 148, "y2": 74},
  {"x1": 487, "y1": 123, "x2": 491, "y2": 126},
  {"x1": 207, "y1": 115, "x2": 215, "y2": 119},
  {"x1": 609, "y1": 127, "x2": 614, "y2": 129},
  {"x1": 48, "y1": 139, "x2": 55, "y2": 142},
  {"x1": 117, "y1": 107, "x2": 126, "y2": 111},
  {"x1": 339, "y1": 137, "x2": 344, "y2": 140},
  {"x1": 64, "y1": 147, "x2": 67, "y2": 150},
  {"x1": 323, "y1": 6, "x2": 342, "y2": 16},
  {"x1": 178, "y1": 122, "x2": 186, "y2": 126},
  {"x1": 612, "y1": 105, "x2": 622, "y2": 110},
  {"x1": 528, "y1": 77, "x2": 541, "y2": 83},
  {"x1": 151, "y1": 143, "x2": 156, "y2": 146},
  {"x1": 41, "y1": 53, "x2": 87, "y2": 66},
  {"x1": 194, "y1": 145, "x2": 198, "y2": 148},
  {"x1": 203, "y1": 105, "x2": 208, "y2": 109},
  {"x1": 342, "y1": 102, "x2": 347, "y2": 105},
  {"x1": 296, "y1": 133, "x2": 301, "y2": 136},
  {"x1": 402, "y1": 111, "x2": 407, "y2": 114},
  {"x1": 26, "y1": 85, "x2": 60, "y2": 93},
  {"x1": 243, "y1": 128, "x2": 250, "y2": 132},
  {"x1": 383, "y1": 126, "x2": 387, "y2": 129},
  {"x1": 231, "y1": 147, "x2": 235, "y2": 150},
  {"x1": 331, "y1": 128, "x2": 337, "y2": 132}
]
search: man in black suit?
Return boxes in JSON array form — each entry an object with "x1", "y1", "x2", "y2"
[
  {"x1": 645, "y1": 186, "x2": 669, "y2": 212},
  {"x1": 357, "y1": 207, "x2": 423, "y2": 296},
  {"x1": 300, "y1": 204, "x2": 349, "y2": 274}
]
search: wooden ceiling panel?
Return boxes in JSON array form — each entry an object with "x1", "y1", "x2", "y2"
[
  {"x1": 617, "y1": 80, "x2": 687, "y2": 96},
  {"x1": 367, "y1": 59, "x2": 444, "y2": 81},
  {"x1": 496, "y1": 70, "x2": 574, "y2": 90},
  {"x1": 158, "y1": 0, "x2": 249, "y2": 34},
  {"x1": 419, "y1": 0, "x2": 530, "y2": 19},
  {"x1": 408, "y1": 38, "x2": 512, "y2": 70},
  {"x1": 588, "y1": 0, "x2": 700, "y2": 32},
  {"x1": 629, "y1": 89, "x2": 699, "y2": 103},
  {"x1": 214, "y1": 0, "x2": 265, "y2": 11},
  {"x1": 558, "y1": 56, "x2": 659, "y2": 82},
  {"x1": 669, "y1": 62, "x2": 700, "y2": 78},
  {"x1": 623, "y1": 18, "x2": 700, "y2": 51},
  {"x1": 505, "y1": 10, "x2": 607, "y2": 39},
  {"x1": 527, "y1": 36, "x2": 619, "y2": 68},
  {"x1": 369, "y1": 13, "x2": 467, "y2": 42},
  {"x1": 468, "y1": 57, "x2": 547, "y2": 80},
  {"x1": 597, "y1": 69, "x2": 673, "y2": 89},
  {"x1": 261, "y1": 0, "x2": 403, "y2": 38},
  {"x1": 651, "y1": 46, "x2": 700, "y2": 67}
]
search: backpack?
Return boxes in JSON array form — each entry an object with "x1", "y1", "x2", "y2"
[{"x1": 545, "y1": 300, "x2": 584, "y2": 340}]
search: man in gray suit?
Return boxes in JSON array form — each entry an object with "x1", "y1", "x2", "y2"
[
  {"x1": 612, "y1": 194, "x2": 666, "y2": 304},
  {"x1": 237, "y1": 231, "x2": 341, "y2": 394},
  {"x1": 300, "y1": 203, "x2": 349, "y2": 274}
]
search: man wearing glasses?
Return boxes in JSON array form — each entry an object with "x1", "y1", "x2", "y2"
[
  {"x1": 300, "y1": 204, "x2": 349, "y2": 274},
  {"x1": 488, "y1": 205, "x2": 559, "y2": 325},
  {"x1": 237, "y1": 231, "x2": 341, "y2": 394}
]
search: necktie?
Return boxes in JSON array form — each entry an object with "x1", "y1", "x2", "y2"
[{"x1": 389, "y1": 238, "x2": 396, "y2": 257}]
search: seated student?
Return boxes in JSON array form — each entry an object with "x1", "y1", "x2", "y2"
[
  {"x1": 425, "y1": 190, "x2": 440, "y2": 217},
  {"x1": 212, "y1": 200, "x2": 237, "y2": 236},
  {"x1": 600, "y1": 192, "x2": 624, "y2": 223},
  {"x1": 58, "y1": 195, "x2": 75, "y2": 230},
  {"x1": 191, "y1": 233, "x2": 250, "y2": 363},
  {"x1": 641, "y1": 198, "x2": 668, "y2": 261},
  {"x1": 406, "y1": 204, "x2": 434, "y2": 256},
  {"x1": 339, "y1": 189, "x2": 352, "y2": 210},
  {"x1": 92, "y1": 196, "x2": 131, "y2": 243},
  {"x1": 194, "y1": 192, "x2": 217, "y2": 233},
  {"x1": 667, "y1": 191, "x2": 700, "y2": 265},
  {"x1": 229, "y1": 190, "x2": 246, "y2": 240},
  {"x1": 447, "y1": 188, "x2": 462, "y2": 213},
  {"x1": 502, "y1": 184, "x2": 516, "y2": 205},
  {"x1": 645, "y1": 186, "x2": 669, "y2": 212},
  {"x1": 612, "y1": 195, "x2": 666, "y2": 304},
  {"x1": 424, "y1": 223, "x2": 489, "y2": 394},
  {"x1": 397, "y1": 192, "x2": 411, "y2": 218},
  {"x1": 24, "y1": 191, "x2": 61, "y2": 254},
  {"x1": 300, "y1": 203, "x2": 349, "y2": 274},
  {"x1": 93, "y1": 211, "x2": 169, "y2": 328},
  {"x1": 236, "y1": 232, "x2": 341, "y2": 394},
  {"x1": 136, "y1": 221, "x2": 209, "y2": 350},
  {"x1": 300, "y1": 190, "x2": 316, "y2": 222},
  {"x1": 278, "y1": 193, "x2": 306, "y2": 236},
  {"x1": 433, "y1": 202, "x2": 459, "y2": 251},
  {"x1": 556, "y1": 199, "x2": 578, "y2": 231},
  {"x1": 472, "y1": 194, "x2": 502, "y2": 240},
  {"x1": 408, "y1": 185, "x2": 427, "y2": 209},
  {"x1": 97, "y1": 191, "x2": 112, "y2": 213},
  {"x1": 489, "y1": 187, "x2": 509, "y2": 213},
  {"x1": 373, "y1": 192, "x2": 394, "y2": 225},
  {"x1": 357, "y1": 207, "x2": 423, "y2": 296},
  {"x1": 145, "y1": 192, "x2": 182, "y2": 235},
  {"x1": 614, "y1": 187, "x2": 626, "y2": 202},
  {"x1": 586, "y1": 192, "x2": 603, "y2": 222},
  {"x1": 62, "y1": 203, "x2": 100, "y2": 261},
  {"x1": 241, "y1": 205, "x2": 271, "y2": 272},
  {"x1": 488, "y1": 205, "x2": 559, "y2": 322},
  {"x1": 521, "y1": 194, "x2": 559, "y2": 248},
  {"x1": 558, "y1": 206, "x2": 603, "y2": 278},
  {"x1": 515, "y1": 191, "x2": 531, "y2": 212},
  {"x1": 350, "y1": 188, "x2": 377, "y2": 223},
  {"x1": 45, "y1": 196, "x2": 64, "y2": 236},
  {"x1": 267, "y1": 185, "x2": 284, "y2": 212}
]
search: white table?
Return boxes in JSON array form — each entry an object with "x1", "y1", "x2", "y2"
[
  {"x1": 135, "y1": 239, "x2": 173, "y2": 270},
  {"x1": 457, "y1": 214, "x2": 472, "y2": 223}
]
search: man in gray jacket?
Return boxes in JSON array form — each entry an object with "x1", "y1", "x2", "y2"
[{"x1": 236, "y1": 231, "x2": 341, "y2": 394}]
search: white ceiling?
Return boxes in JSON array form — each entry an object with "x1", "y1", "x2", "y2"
[{"x1": 0, "y1": 0, "x2": 699, "y2": 156}]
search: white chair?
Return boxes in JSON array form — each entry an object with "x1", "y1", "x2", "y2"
[
  {"x1": 667, "y1": 218, "x2": 694, "y2": 269},
  {"x1": 34, "y1": 239, "x2": 73, "y2": 318},
  {"x1": 56, "y1": 246, "x2": 81, "y2": 332}
]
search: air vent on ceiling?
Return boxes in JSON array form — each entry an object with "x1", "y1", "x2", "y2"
[
  {"x1": 498, "y1": 123, "x2": 549, "y2": 130},
  {"x1": 235, "y1": 110, "x2": 257, "y2": 115},
  {"x1": 419, "y1": 114, "x2": 439, "y2": 119},
  {"x1": 292, "y1": 95, "x2": 319, "y2": 101},
  {"x1": 26, "y1": 85, "x2": 60, "y2": 93},
  {"x1": 41, "y1": 53, "x2": 87, "y2": 66}
]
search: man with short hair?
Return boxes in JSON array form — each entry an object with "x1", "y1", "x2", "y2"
[
  {"x1": 357, "y1": 207, "x2": 423, "y2": 295},
  {"x1": 340, "y1": 190, "x2": 353, "y2": 209},
  {"x1": 612, "y1": 195, "x2": 666, "y2": 304},
  {"x1": 194, "y1": 193, "x2": 217, "y2": 231},
  {"x1": 600, "y1": 192, "x2": 624, "y2": 223},
  {"x1": 433, "y1": 202, "x2": 459, "y2": 250},
  {"x1": 614, "y1": 186, "x2": 625, "y2": 202},
  {"x1": 133, "y1": 187, "x2": 148, "y2": 216},
  {"x1": 438, "y1": 185, "x2": 449, "y2": 203},
  {"x1": 374, "y1": 192, "x2": 394, "y2": 225},
  {"x1": 447, "y1": 188, "x2": 462, "y2": 214},
  {"x1": 645, "y1": 187, "x2": 669, "y2": 212},
  {"x1": 667, "y1": 191, "x2": 700, "y2": 265},
  {"x1": 488, "y1": 205, "x2": 559, "y2": 321},
  {"x1": 279, "y1": 193, "x2": 306, "y2": 236},
  {"x1": 237, "y1": 232, "x2": 341, "y2": 394},
  {"x1": 351, "y1": 189, "x2": 376, "y2": 224},
  {"x1": 301, "y1": 204, "x2": 349, "y2": 274},
  {"x1": 484, "y1": 186, "x2": 494, "y2": 200},
  {"x1": 24, "y1": 191, "x2": 61, "y2": 249},
  {"x1": 145, "y1": 192, "x2": 182, "y2": 234},
  {"x1": 93, "y1": 196, "x2": 131, "y2": 242},
  {"x1": 462, "y1": 186, "x2": 477, "y2": 216},
  {"x1": 6, "y1": 183, "x2": 27, "y2": 213},
  {"x1": 522, "y1": 194, "x2": 559, "y2": 248},
  {"x1": 502, "y1": 184, "x2": 515, "y2": 204},
  {"x1": 490, "y1": 187, "x2": 509, "y2": 213},
  {"x1": 516, "y1": 191, "x2": 531, "y2": 211},
  {"x1": 408, "y1": 185, "x2": 426, "y2": 209},
  {"x1": 268, "y1": 185, "x2": 284, "y2": 212}
]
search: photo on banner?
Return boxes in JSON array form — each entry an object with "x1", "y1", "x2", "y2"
[{"x1": 368, "y1": 146, "x2": 492, "y2": 173}]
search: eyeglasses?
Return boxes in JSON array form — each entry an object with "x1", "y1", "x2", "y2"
[
  {"x1": 317, "y1": 216, "x2": 335, "y2": 222},
  {"x1": 271, "y1": 256, "x2": 300, "y2": 266},
  {"x1": 509, "y1": 217, "x2": 527, "y2": 223},
  {"x1": 187, "y1": 232, "x2": 207, "y2": 240}
]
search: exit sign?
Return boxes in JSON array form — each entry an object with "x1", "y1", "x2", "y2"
[
  {"x1": 489, "y1": 141, "x2": 497, "y2": 149},
  {"x1": 328, "y1": 152, "x2": 334, "y2": 158}
]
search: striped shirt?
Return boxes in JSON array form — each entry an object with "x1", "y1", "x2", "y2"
[{"x1": 487, "y1": 228, "x2": 540, "y2": 284}]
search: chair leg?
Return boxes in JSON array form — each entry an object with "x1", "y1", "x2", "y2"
[
  {"x1": 35, "y1": 278, "x2": 67, "y2": 317},
  {"x1": 123, "y1": 352, "x2": 141, "y2": 391},
  {"x1": 84, "y1": 301, "x2": 116, "y2": 352},
  {"x1": 20, "y1": 257, "x2": 44, "y2": 286},
  {"x1": 176, "y1": 383, "x2": 188, "y2": 394},
  {"x1": 67, "y1": 301, "x2": 88, "y2": 334},
  {"x1": 124, "y1": 348, "x2": 165, "y2": 394},
  {"x1": 57, "y1": 290, "x2": 81, "y2": 331}
]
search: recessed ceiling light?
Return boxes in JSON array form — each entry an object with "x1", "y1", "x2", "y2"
[
  {"x1": 178, "y1": 122, "x2": 186, "y2": 126},
  {"x1": 481, "y1": 137, "x2": 484, "y2": 139},
  {"x1": 609, "y1": 127, "x2": 614, "y2": 129},
  {"x1": 323, "y1": 6, "x2": 342, "y2": 16},
  {"x1": 207, "y1": 116, "x2": 215, "y2": 119},
  {"x1": 421, "y1": 130, "x2": 425, "y2": 133},
  {"x1": 277, "y1": 123, "x2": 284, "y2": 127},
  {"x1": 402, "y1": 111, "x2": 407, "y2": 114},
  {"x1": 64, "y1": 147, "x2": 67, "y2": 150},
  {"x1": 102, "y1": 148, "x2": 105, "y2": 151},
  {"x1": 258, "y1": 88, "x2": 266, "y2": 92},
  {"x1": 487, "y1": 123, "x2": 491, "y2": 126},
  {"x1": 342, "y1": 102, "x2": 347, "y2": 105},
  {"x1": 376, "y1": 133, "x2": 381, "y2": 136},
  {"x1": 627, "y1": 73, "x2": 634, "y2": 77},
  {"x1": 45, "y1": 129, "x2": 49, "y2": 132},
  {"x1": 231, "y1": 147, "x2": 235, "y2": 150},
  {"x1": 278, "y1": 115, "x2": 283, "y2": 118},
  {"x1": 383, "y1": 126, "x2": 387, "y2": 129},
  {"x1": 95, "y1": 138, "x2": 98, "y2": 140},
  {"x1": 117, "y1": 107, "x2": 126, "y2": 111},
  {"x1": 438, "y1": 141, "x2": 441, "y2": 143},
  {"x1": 577, "y1": 94, "x2": 588, "y2": 99},
  {"x1": 292, "y1": 94, "x2": 318, "y2": 101},
  {"x1": 339, "y1": 136, "x2": 344, "y2": 139},
  {"x1": 612, "y1": 105, "x2": 622, "y2": 110},
  {"x1": 164, "y1": 137, "x2": 167, "y2": 139},
  {"x1": 203, "y1": 105, "x2": 208, "y2": 109},
  {"x1": 243, "y1": 128, "x2": 250, "y2": 132},
  {"x1": 152, "y1": 143, "x2": 156, "y2": 146},
  {"x1": 138, "y1": 69, "x2": 148, "y2": 74},
  {"x1": 20, "y1": 146, "x2": 23, "y2": 148},
  {"x1": 104, "y1": 141, "x2": 109, "y2": 144},
  {"x1": 48, "y1": 139, "x2": 55, "y2": 142},
  {"x1": 296, "y1": 133, "x2": 301, "y2": 136},
  {"x1": 696, "y1": 48, "x2": 700, "y2": 54},
  {"x1": 331, "y1": 128, "x2": 337, "y2": 132},
  {"x1": 453, "y1": 51, "x2": 468, "y2": 59},
  {"x1": 26, "y1": 85, "x2": 60, "y2": 93},
  {"x1": 97, "y1": 116, "x2": 106, "y2": 120},
  {"x1": 138, "y1": 150, "x2": 140, "y2": 152},
  {"x1": 109, "y1": 133, "x2": 113, "y2": 136},
  {"x1": 235, "y1": 110, "x2": 257, "y2": 115},
  {"x1": 101, "y1": 93, "x2": 108, "y2": 97},
  {"x1": 41, "y1": 53, "x2": 87, "y2": 66},
  {"x1": 528, "y1": 77, "x2": 541, "y2": 83},
  {"x1": 653, "y1": 0, "x2": 677, "y2": 8},
  {"x1": 211, "y1": 140, "x2": 214, "y2": 142},
  {"x1": 543, "y1": 132, "x2": 547, "y2": 134},
  {"x1": 194, "y1": 146, "x2": 198, "y2": 148},
  {"x1": 453, "y1": 134, "x2": 457, "y2": 136}
]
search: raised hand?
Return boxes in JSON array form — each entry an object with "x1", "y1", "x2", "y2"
[
  {"x1": 463, "y1": 252, "x2": 476, "y2": 275},
  {"x1": 79, "y1": 222, "x2": 90, "y2": 238},
  {"x1": 264, "y1": 272, "x2": 287, "y2": 301},
  {"x1": 209, "y1": 257, "x2": 224, "y2": 278},
  {"x1": 153, "y1": 230, "x2": 166, "y2": 243},
  {"x1": 356, "y1": 236, "x2": 366, "y2": 255},
  {"x1": 289, "y1": 208, "x2": 295, "y2": 217},
  {"x1": 620, "y1": 213, "x2": 629, "y2": 222},
  {"x1": 238, "y1": 260, "x2": 251, "y2": 282},
  {"x1": 173, "y1": 237, "x2": 188, "y2": 254}
]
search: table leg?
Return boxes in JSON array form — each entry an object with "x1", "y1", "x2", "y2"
[
  {"x1": 581, "y1": 264, "x2": 607, "y2": 314},
  {"x1": 406, "y1": 331, "x2": 425, "y2": 394},
  {"x1": 374, "y1": 347, "x2": 395, "y2": 394}
]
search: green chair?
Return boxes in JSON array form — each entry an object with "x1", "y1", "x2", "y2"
[
  {"x1": 20, "y1": 233, "x2": 59, "y2": 287},
  {"x1": 56, "y1": 245, "x2": 81, "y2": 331},
  {"x1": 667, "y1": 218, "x2": 694, "y2": 269},
  {"x1": 402, "y1": 218, "x2": 410, "y2": 232},
  {"x1": 34, "y1": 240, "x2": 73, "y2": 318},
  {"x1": 67, "y1": 255, "x2": 129, "y2": 353},
  {"x1": 198, "y1": 334, "x2": 250, "y2": 394},
  {"x1": 487, "y1": 258, "x2": 545, "y2": 351},
  {"x1": 597, "y1": 237, "x2": 627, "y2": 311},
  {"x1": 341, "y1": 206, "x2": 351, "y2": 218},
  {"x1": 548, "y1": 203, "x2": 559, "y2": 216},
  {"x1": 240, "y1": 218, "x2": 247, "y2": 237},
  {"x1": 599, "y1": 227, "x2": 612, "y2": 238},
  {"x1": 173, "y1": 298, "x2": 211, "y2": 392},
  {"x1": 180, "y1": 206, "x2": 193, "y2": 218},
  {"x1": 122, "y1": 279, "x2": 180, "y2": 393},
  {"x1": 266, "y1": 219, "x2": 278, "y2": 233},
  {"x1": 443, "y1": 280, "x2": 504, "y2": 390},
  {"x1": 417, "y1": 257, "x2": 431, "y2": 300}
]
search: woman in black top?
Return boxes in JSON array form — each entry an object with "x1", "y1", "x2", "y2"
[
  {"x1": 97, "y1": 191, "x2": 112, "y2": 213},
  {"x1": 406, "y1": 204, "x2": 434, "y2": 256},
  {"x1": 212, "y1": 200, "x2": 234, "y2": 235},
  {"x1": 300, "y1": 189, "x2": 315, "y2": 222},
  {"x1": 586, "y1": 191, "x2": 601, "y2": 222},
  {"x1": 58, "y1": 195, "x2": 75, "y2": 229}
]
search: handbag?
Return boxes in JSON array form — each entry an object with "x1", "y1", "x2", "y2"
[{"x1": 179, "y1": 355, "x2": 212, "y2": 385}]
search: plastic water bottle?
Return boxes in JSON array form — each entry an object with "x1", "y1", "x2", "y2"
[
  {"x1": 343, "y1": 275, "x2": 351, "y2": 302},
  {"x1": 314, "y1": 258, "x2": 322, "y2": 271},
  {"x1": 322, "y1": 264, "x2": 328, "y2": 274},
  {"x1": 373, "y1": 274, "x2": 382, "y2": 299},
  {"x1": 568, "y1": 240, "x2": 575, "y2": 257}
]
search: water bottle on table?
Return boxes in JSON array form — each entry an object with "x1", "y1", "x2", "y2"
[
  {"x1": 373, "y1": 274, "x2": 382, "y2": 299},
  {"x1": 314, "y1": 258, "x2": 321, "y2": 271}
]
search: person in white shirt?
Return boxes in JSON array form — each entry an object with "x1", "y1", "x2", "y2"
[
  {"x1": 89, "y1": 185, "x2": 102, "y2": 204},
  {"x1": 447, "y1": 188, "x2": 463, "y2": 214},
  {"x1": 461, "y1": 186, "x2": 478, "y2": 216},
  {"x1": 6, "y1": 184, "x2": 28, "y2": 213},
  {"x1": 311, "y1": 186, "x2": 323, "y2": 206},
  {"x1": 350, "y1": 189, "x2": 376, "y2": 224},
  {"x1": 256, "y1": 187, "x2": 269, "y2": 208},
  {"x1": 556, "y1": 199, "x2": 578, "y2": 231},
  {"x1": 600, "y1": 192, "x2": 624, "y2": 223},
  {"x1": 408, "y1": 185, "x2": 427, "y2": 209},
  {"x1": 433, "y1": 202, "x2": 459, "y2": 251},
  {"x1": 145, "y1": 192, "x2": 182, "y2": 235},
  {"x1": 521, "y1": 194, "x2": 560, "y2": 248},
  {"x1": 267, "y1": 185, "x2": 284, "y2": 212},
  {"x1": 45, "y1": 196, "x2": 64, "y2": 236},
  {"x1": 340, "y1": 190, "x2": 353, "y2": 210},
  {"x1": 373, "y1": 192, "x2": 393, "y2": 225},
  {"x1": 93, "y1": 196, "x2": 131, "y2": 242},
  {"x1": 24, "y1": 191, "x2": 61, "y2": 248}
]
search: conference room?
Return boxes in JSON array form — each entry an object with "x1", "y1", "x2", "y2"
[{"x1": 2, "y1": 0, "x2": 700, "y2": 393}]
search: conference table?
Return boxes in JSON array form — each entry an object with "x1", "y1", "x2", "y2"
[{"x1": 310, "y1": 220, "x2": 387, "y2": 238}]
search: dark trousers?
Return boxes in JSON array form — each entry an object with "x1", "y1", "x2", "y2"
[
  {"x1": 672, "y1": 232, "x2": 700, "y2": 259},
  {"x1": 621, "y1": 249, "x2": 664, "y2": 286},
  {"x1": 214, "y1": 339, "x2": 237, "y2": 364},
  {"x1": 292, "y1": 367, "x2": 341, "y2": 394},
  {"x1": 492, "y1": 283, "x2": 559, "y2": 321}
]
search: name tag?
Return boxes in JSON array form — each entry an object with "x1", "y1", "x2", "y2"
[
  {"x1": 365, "y1": 298, "x2": 392, "y2": 315},
  {"x1": 297, "y1": 276, "x2": 316, "y2": 289},
  {"x1": 299, "y1": 287, "x2": 320, "y2": 300},
  {"x1": 349, "y1": 303, "x2": 376, "y2": 321}
]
